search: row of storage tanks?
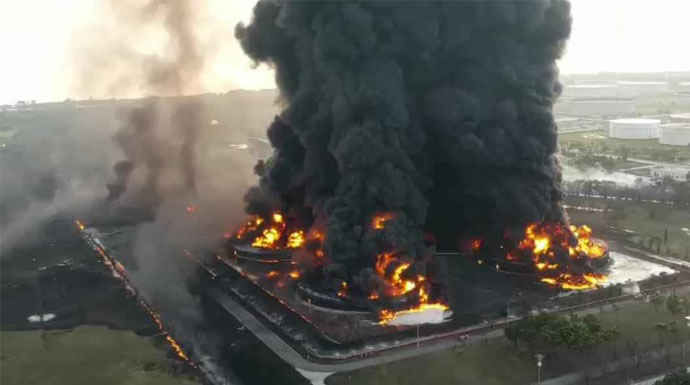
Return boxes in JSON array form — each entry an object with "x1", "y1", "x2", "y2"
[{"x1": 608, "y1": 114, "x2": 690, "y2": 146}]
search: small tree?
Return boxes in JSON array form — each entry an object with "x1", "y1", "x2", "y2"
[
  {"x1": 652, "y1": 295, "x2": 665, "y2": 312},
  {"x1": 504, "y1": 313, "x2": 618, "y2": 354},
  {"x1": 666, "y1": 294, "x2": 683, "y2": 316}
]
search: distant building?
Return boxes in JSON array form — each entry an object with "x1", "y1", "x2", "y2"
[
  {"x1": 678, "y1": 82, "x2": 690, "y2": 95},
  {"x1": 651, "y1": 166, "x2": 690, "y2": 182},
  {"x1": 562, "y1": 84, "x2": 620, "y2": 99},
  {"x1": 621, "y1": 281, "x2": 641, "y2": 296},
  {"x1": 659, "y1": 124, "x2": 690, "y2": 146},
  {"x1": 555, "y1": 117, "x2": 583, "y2": 132},
  {"x1": 556, "y1": 99, "x2": 636, "y2": 117},
  {"x1": 616, "y1": 81, "x2": 670, "y2": 97},
  {"x1": 608, "y1": 118, "x2": 660, "y2": 139},
  {"x1": 670, "y1": 112, "x2": 690, "y2": 122}
]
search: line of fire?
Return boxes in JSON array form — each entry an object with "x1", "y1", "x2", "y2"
[{"x1": 74, "y1": 220, "x2": 200, "y2": 371}]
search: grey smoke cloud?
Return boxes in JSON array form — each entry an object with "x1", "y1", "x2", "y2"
[{"x1": 71, "y1": 0, "x2": 208, "y2": 99}]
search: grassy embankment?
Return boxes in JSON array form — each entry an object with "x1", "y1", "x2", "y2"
[{"x1": 0, "y1": 326, "x2": 198, "y2": 385}]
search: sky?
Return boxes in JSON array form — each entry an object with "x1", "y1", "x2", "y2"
[{"x1": 0, "y1": 0, "x2": 689, "y2": 105}]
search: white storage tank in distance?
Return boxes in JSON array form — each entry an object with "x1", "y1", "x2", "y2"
[{"x1": 608, "y1": 118, "x2": 660, "y2": 139}]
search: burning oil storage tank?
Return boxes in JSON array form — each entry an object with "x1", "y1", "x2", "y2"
[
  {"x1": 659, "y1": 124, "x2": 690, "y2": 146},
  {"x1": 608, "y1": 118, "x2": 660, "y2": 139}
]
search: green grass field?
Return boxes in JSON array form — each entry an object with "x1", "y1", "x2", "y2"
[
  {"x1": 0, "y1": 326, "x2": 198, "y2": 385},
  {"x1": 326, "y1": 294, "x2": 690, "y2": 385},
  {"x1": 327, "y1": 340, "x2": 536, "y2": 385},
  {"x1": 559, "y1": 130, "x2": 690, "y2": 163}
]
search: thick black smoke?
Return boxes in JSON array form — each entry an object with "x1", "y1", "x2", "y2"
[{"x1": 237, "y1": 1, "x2": 572, "y2": 286}]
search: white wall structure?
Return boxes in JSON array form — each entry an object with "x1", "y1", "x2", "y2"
[
  {"x1": 678, "y1": 82, "x2": 690, "y2": 93},
  {"x1": 670, "y1": 112, "x2": 690, "y2": 122},
  {"x1": 659, "y1": 124, "x2": 690, "y2": 146},
  {"x1": 609, "y1": 118, "x2": 661, "y2": 139},
  {"x1": 562, "y1": 84, "x2": 620, "y2": 99},
  {"x1": 556, "y1": 99, "x2": 635, "y2": 117},
  {"x1": 651, "y1": 167, "x2": 690, "y2": 182},
  {"x1": 616, "y1": 81, "x2": 670, "y2": 97}
]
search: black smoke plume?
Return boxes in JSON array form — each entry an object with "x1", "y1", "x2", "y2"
[{"x1": 237, "y1": 1, "x2": 572, "y2": 290}]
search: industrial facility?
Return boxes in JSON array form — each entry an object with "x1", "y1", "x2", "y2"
[
  {"x1": 556, "y1": 99, "x2": 636, "y2": 118},
  {"x1": 562, "y1": 84, "x2": 620, "y2": 99},
  {"x1": 670, "y1": 112, "x2": 690, "y2": 122},
  {"x1": 608, "y1": 118, "x2": 660, "y2": 139},
  {"x1": 650, "y1": 166, "x2": 690, "y2": 182}
]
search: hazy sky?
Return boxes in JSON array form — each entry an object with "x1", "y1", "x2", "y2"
[{"x1": 1, "y1": 0, "x2": 689, "y2": 105}]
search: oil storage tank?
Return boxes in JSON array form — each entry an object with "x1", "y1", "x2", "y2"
[
  {"x1": 608, "y1": 118, "x2": 660, "y2": 139},
  {"x1": 659, "y1": 124, "x2": 690, "y2": 146}
]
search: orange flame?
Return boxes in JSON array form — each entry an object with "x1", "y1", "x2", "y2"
[
  {"x1": 288, "y1": 270, "x2": 301, "y2": 279},
  {"x1": 77, "y1": 220, "x2": 195, "y2": 366},
  {"x1": 286, "y1": 230, "x2": 305, "y2": 248},
  {"x1": 541, "y1": 273, "x2": 607, "y2": 290},
  {"x1": 374, "y1": 251, "x2": 449, "y2": 324},
  {"x1": 372, "y1": 213, "x2": 394, "y2": 230},
  {"x1": 569, "y1": 225, "x2": 607, "y2": 259},
  {"x1": 378, "y1": 303, "x2": 449, "y2": 325},
  {"x1": 252, "y1": 227, "x2": 281, "y2": 248},
  {"x1": 235, "y1": 212, "x2": 314, "y2": 251},
  {"x1": 515, "y1": 222, "x2": 608, "y2": 291},
  {"x1": 266, "y1": 270, "x2": 280, "y2": 279},
  {"x1": 337, "y1": 281, "x2": 348, "y2": 298},
  {"x1": 235, "y1": 216, "x2": 264, "y2": 240},
  {"x1": 375, "y1": 253, "x2": 418, "y2": 296}
]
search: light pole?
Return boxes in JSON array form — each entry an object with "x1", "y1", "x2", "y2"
[
  {"x1": 416, "y1": 324, "x2": 420, "y2": 349},
  {"x1": 683, "y1": 316, "x2": 690, "y2": 361},
  {"x1": 535, "y1": 353, "x2": 544, "y2": 385}
]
